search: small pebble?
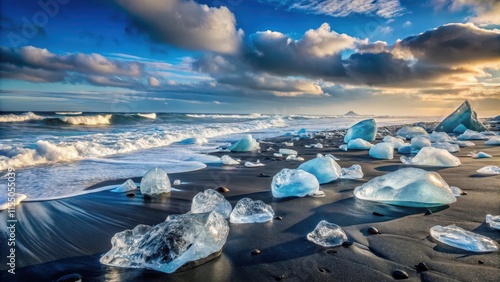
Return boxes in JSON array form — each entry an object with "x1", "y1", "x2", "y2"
[
  {"x1": 424, "y1": 209, "x2": 432, "y2": 215},
  {"x1": 251, "y1": 249, "x2": 261, "y2": 255},
  {"x1": 216, "y1": 186, "x2": 230, "y2": 193},
  {"x1": 372, "y1": 212, "x2": 384, "y2": 216},
  {"x1": 318, "y1": 267, "x2": 330, "y2": 273},
  {"x1": 126, "y1": 192, "x2": 135, "y2": 197},
  {"x1": 461, "y1": 191, "x2": 468, "y2": 195},
  {"x1": 275, "y1": 216, "x2": 283, "y2": 220},
  {"x1": 367, "y1": 227, "x2": 381, "y2": 235},
  {"x1": 392, "y1": 270, "x2": 409, "y2": 280},
  {"x1": 143, "y1": 195, "x2": 152, "y2": 201},
  {"x1": 258, "y1": 173, "x2": 271, "y2": 177},
  {"x1": 415, "y1": 262, "x2": 429, "y2": 271},
  {"x1": 342, "y1": 241, "x2": 353, "y2": 247},
  {"x1": 56, "y1": 273, "x2": 82, "y2": 282},
  {"x1": 478, "y1": 260, "x2": 484, "y2": 264},
  {"x1": 274, "y1": 275, "x2": 285, "y2": 280},
  {"x1": 326, "y1": 249, "x2": 338, "y2": 254}
]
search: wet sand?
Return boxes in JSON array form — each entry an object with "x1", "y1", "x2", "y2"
[{"x1": 1, "y1": 125, "x2": 499, "y2": 281}]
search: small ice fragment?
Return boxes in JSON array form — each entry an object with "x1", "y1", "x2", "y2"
[
  {"x1": 307, "y1": 220, "x2": 348, "y2": 247},
  {"x1": 273, "y1": 153, "x2": 283, "y2": 158},
  {"x1": 298, "y1": 156, "x2": 342, "y2": 184},
  {"x1": 283, "y1": 142, "x2": 294, "y2": 146},
  {"x1": 173, "y1": 179, "x2": 181, "y2": 185},
  {"x1": 430, "y1": 225, "x2": 498, "y2": 252},
  {"x1": 279, "y1": 148, "x2": 297, "y2": 155},
  {"x1": 396, "y1": 126, "x2": 428, "y2": 139},
  {"x1": 272, "y1": 168, "x2": 320, "y2": 198},
  {"x1": 397, "y1": 145, "x2": 412, "y2": 154},
  {"x1": 229, "y1": 134, "x2": 260, "y2": 152},
  {"x1": 411, "y1": 136, "x2": 431, "y2": 150},
  {"x1": 369, "y1": 142, "x2": 394, "y2": 159},
  {"x1": 485, "y1": 214, "x2": 500, "y2": 230},
  {"x1": 221, "y1": 155, "x2": 240, "y2": 165},
  {"x1": 245, "y1": 160, "x2": 265, "y2": 167},
  {"x1": 344, "y1": 118, "x2": 377, "y2": 143},
  {"x1": 229, "y1": 198, "x2": 274, "y2": 224},
  {"x1": 468, "y1": 151, "x2": 492, "y2": 159},
  {"x1": 191, "y1": 189, "x2": 232, "y2": 219},
  {"x1": 0, "y1": 193, "x2": 27, "y2": 210},
  {"x1": 297, "y1": 128, "x2": 307, "y2": 135},
  {"x1": 400, "y1": 147, "x2": 461, "y2": 167},
  {"x1": 450, "y1": 186, "x2": 463, "y2": 197},
  {"x1": 476, "y1": 165, "x2": 500, "y2": 175},
  {"x1": 457, "y1": 129, "x2": 489, "y2": 140},
  {"x1": 305, "y1": 143, "x2": 323, "y2": 148},
  {"x1": 432, "y1": 142, "x2": 460, "y2": 153},
  {"x1": 339, "y1": 144, "x2": 348, "y2": 151},
  {"x1": 286, "y1": 155, "x2": 304, "y2": 161},
  {"x1": 140, "y1": 167, "x2": 171, "y2": 195},
  {"x1": 485, "y1": 136, "x2": 500, "y2": 145},
  {"x1": 325, "y1": 154, "x2": 340, "y2": 161},
  {"x1": 312, "y1": 191, "x2": 325, "y2": 197},
  {"x1": 454, "y1": 140, "x2": 475, "y2": 147},
  {"x1": 340, "y1": 164, "x2": 363, "y2": 179},
  {"x1": 267, "y1": 147, "x2": 275, "y2": 151},
  {"x1": 347, "y1": 138, "x2": 373, "y2": 150},
  {"x1": 111, "y1": 179, "x2": 137, "y2": 192}
]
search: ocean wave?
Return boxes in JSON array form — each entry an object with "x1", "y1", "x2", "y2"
[
  {"x1": 55, "y1": 112, "x2": 83, "y2": 115},
  {"x1": 0, "y1": 112, "x2": 45, "y2": 123},
  {"x1": 186, "y1": 113, "x2": 267, "y2": 119},
  {"x1": 136, "y1": 113, "x2": 156, "y2": 119},
  {"x1": 59, "y1": 114, "x2": 113, "y2": 125}
]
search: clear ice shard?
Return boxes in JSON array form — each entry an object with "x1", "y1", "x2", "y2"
[
  {"x1": 307, "y1": 220, "x2": 348, "y2": 247},
  {"x1": 485, "y1": 214, "x2": 500, "y2": 230},
  {"x1": 430, "y1": 225, "x2": 498, "y2": 252},
  {"x1": 411, "y1": 136, "x2": 431, "y2": 150},
  {"x1": 229, "y1": 134, "x2": 260, "y2": 152},
  {"x1": 344, "y1": 118, "x2": 377, "y2": 143},
  {"x1": 339, "y1": 144, "x2": 348, "y2": 151},
  {"x1": 140, "y1": 167, "x2": 171, "y2": 195},
  {"x1": 435, "y1": 100, "x2": 487, "y2": 133},
  {"x1": 191, "y1": 189, "x2": 232, "y2": 219},
  {"x1": 347, "y1": 138, "x2": 373, "y2": 150},
  {"x1": 229, "y1": 198, "x2": 274, "y2": 224},
  {"x1": 100, "y1": 211, "x2": 230, "y2": 273},
  {"x1": 244, "y1": 160, "x2": 265, "y2": 167},
  {"x1": 353, "y1": 168, "x2": 456, "y2": 207},
  {"x1": 111, "y1": 179, "x2": 137, "y2": 192},
  {"x1": 298, "y1": 156, "x2": 342, "y2": 184},
  {"x1": 272, "y1": 168, "x2": 320, "y2": 198},
  {"x1": 476, "y1": 165, "x2": 500, "y2": 175},
  {"x1": 340, "y1": 164, "x2": 363, "y2": 179},
  {"x1": 485, "y1": 136, "x2": 500, "y2": 145},
  {"x1": 221, "y1": 155, "x2": 240, "y2": 165},
  {"x1": 400, "y1": 147, "x2": 461, "y2": 167},
  {"x1": 457, "y1": 129, "x2": 489, "y2": 140},
  {"x1": 396, "y1": 126, "x2": 428, "y2": 139},
  {"x1": 369, "y1": 142, "x2": 394, "y2": 159}
]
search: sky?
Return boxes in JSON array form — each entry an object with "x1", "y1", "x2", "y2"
[{"x1": 0, "y1": 0, "x2": 499, "y2": 116}]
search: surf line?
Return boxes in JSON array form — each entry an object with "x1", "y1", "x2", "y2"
[{"x1": 6, "y1": 167, "x2": 17, "y2": 275}]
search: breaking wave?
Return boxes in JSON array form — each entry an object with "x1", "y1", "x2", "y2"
[{"x1": 0, "y1": 112, "x2": 45, "y2": 123}]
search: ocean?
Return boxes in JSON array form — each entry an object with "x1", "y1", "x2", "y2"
[{"x1": 0, "y1": 111, "x2": 438, "y2": 200}]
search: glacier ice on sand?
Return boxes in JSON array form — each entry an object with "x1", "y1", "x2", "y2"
[
  {"x1": 401, "y1": 147, "x2": 461, "y2": 167},
  {"x1": 279, "y1": 148, "x2": 297, "y2": 155},
  {"x1": 272, "y1": 168, "x2": 320, "y2": 198},
  {"x1": 100, "y1": 211, "x2": 230, "y2": 273},
  {"x1": 191, "y1": 189, "x2": 232, "y2": 219},
  {"x1": 229, "y1": 134, "x2": 260, "y2": 152},
  {"x1": 411, "y1": 136, "x2": 431, "y2": 150},
  {"x1": 347, "y1": 138, "x2": 373, "y2": 150},
  {"x1": 468, "y1": 151, "x2": 492, "y2": 159},
  {"x1": 485, "y1": 136, "x2": 500, "y2": 145},
  {"x1": 221, "y1": 155, "x2": 240, "y2": 165},
  {"x1": 396, "y1": 126, "x2": 428, "y2": 139},
  {"x1": 486, "y1": 214, "x2": 500, "y2": 230},
  {"x1": 343, "y1": 118, "x2": 377, "y2": 143},
  {"x1": 369, "y1": 142, "x2": 394, "y2": 159},
  {"x1": 476, "y1": 165, "x2": 500, "y2": 175},
  {"x1": 453, "y1": 124, "x2": 468, "y2": 134},
  {"x1": 111, "y1": 179, "x2": 137, "y2": 192},
  {"x1": 307, "y1": 220, "x2": 348, "y2": 247},
  {"x1": 353, "y1": 168, "x2": 456, "y2": 207},
  {"x1": 430, "y1": 225, "x2": 498, "y2": 252},
  {"x1": 340, "y1": 164, "x2": 363, "y2": 179},
  {"x1": 140, "y1": 167, "x2": 171, "y2": 195},
  {"x1": 229, "y1": 198, "x2": 274, "y2": 224},
  {"x1": 435, "y1": 100, "x2": 487, "y2": 133},
  {"x1": 457, "y1": 129, "x2": 489, "y2": 140},
  {"x1": 383, "y1": 136, "x2": 406, "y2": 149},
  {"x1": 245, "y1": 160, "x2": 264, "y2": 167},
  {"x1": 298, "y1": 156, "x2": 342, "y2": 184},
  {"x1": 432, "y1": 142, "x2": 460, "y2": 153}
]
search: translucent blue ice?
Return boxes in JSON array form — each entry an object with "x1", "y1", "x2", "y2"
[
  {"x1": 140, "y1": 167, "x2": 171, "y2": 195},
  {"x1": 435, "y1": 100, "x2": 487, "y2": 133},
  {"x1": 401, "y1": 147, "x2": 461, "y2": 167},
  {"x1": 272, "y1": 168, "x2": 320, "y2": 198},
  {"x1": 229, "y1": 198, "x2": 274, "y2": 224},
  {"x1": 453, "y1": 124, "x2": 468, "y2": 134},
  {"x1": 430, "y1": 225, "x2": 498, "y2": 252},
  {"x1": 191, "y1": 189, "x2": 232, "y2": 219},
  {"x1": 347, "y1": 138, "x2": 373, "y2": 150},
  {"x1": 369, "y1": 142, "x2": 394, "y2": 159},
  {"x1": 111, "y1": 179, "x2": 137, "y2": 192},
  {"x1": 411, "y1": 136, "x2": 431, "y2": 150},
  {"x1": 229, "y1": 134, "x2": 260, "y2": 152},
  {"x1": 307, "y1": 220, "x2": 348, "y2": 247},
  {"x1": 344, "y1": 118, "x2": 377, "y2": 143},
  {"x1": 298, "y1": 156, "x2": 342, "y2": 184},
  {"x1": 396, "y1": 126, "x2": 428, "y2": 139}
]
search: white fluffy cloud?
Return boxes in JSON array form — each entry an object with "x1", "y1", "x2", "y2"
[
  {"x1": 148, "y1": 77, "x2": 160, "y2": 87},
  {"x1": 113, "y1": 0, "x2": 243, "y2": 54}
]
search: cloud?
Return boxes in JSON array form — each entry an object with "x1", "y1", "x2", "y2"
[
  {"x1": 263, "y1": 0, "x2": 405, "y2": 18},
  {"x1": 403, "y1": 20, "x2": 412, "y2": 27},
  {"x1": 112, "y1": 0, "x2": 243, "y2": 54},
  {"x1": 148, "y1": 76, "x2": 160, "y2": 87},
  {"x1": 435, "y1": 0, "x2": 500, "y2": 25}
]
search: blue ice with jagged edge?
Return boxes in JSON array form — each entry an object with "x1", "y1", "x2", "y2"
[
  {"x1": 298, "y1": 156, "x2": 342, "y2": 184},
  {"x1": 435, "y1": 100, "x2": 487, "y2": 133},
  {"x1": 229, "y1": 134, "x2": 260, "y2": 152},
  {"x1": 307, "y1": 220, "x2": 348, "y2": 247},
  {"x1": 401, "y1": 147, "x2": 461, "y2": 167},
  {"x1": 430, "y1": 225, "x2": 498, "y2": 252},
  {"x1": 353, "y1": 168, "x2": 456, "y2": 207},
  {"x1": 140, "y1": 167, "x2": 171, "y2": 195},
  {"x1": 453, "y1": 124, "x2": 468, "y2": 134},
  {"x1": 340, "y1": 164, "x2": 363, "y2": 179},
  {"x1": 272, "y1": 168, "x2": 320, "y2": 198},
  {"x1": 191, "y1": 189, "x2": 232, "y2": 219},
  {"x1": 344, "y1": 118, "x2": 377, "y2": 143},
  {"x1": 229, "y1": 198, "x2": 274, "y2": 223},
  {"x1": 457, "y1": 129, "x2": 489, "y2": 140},
  {"x1": 369, "y1": 142, "x2": 394, "y2": 159},
  {"x1": 347, "y1": 138, "x2": 373, "y2": 150}
]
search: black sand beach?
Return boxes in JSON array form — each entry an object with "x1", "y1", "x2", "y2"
[{"x1": 1, "y1": 124, "x2": 499, "y2": 282}]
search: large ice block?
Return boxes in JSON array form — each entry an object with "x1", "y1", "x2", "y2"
[
  {"x1": 435, "y1": 100, "x2": 487, "y2": 133},
  {"x1": 272, "y1": 168, "x2": 320, "y2": 198},
  {"x1": 307, "y1": 220, "x2": 348, "y2": 247},
  {"x1": 343, "y1": 118, "x2": 377, "y2": 143},
  {"x1": 382, "y1": 136, "x2": 406, "y2": 149},
  {"x1": 369, "y1": 142, "x2": 394, "y2": 159},
  {"x1": 353, "y1": 168, "x2": 456, "y2": 207},
  {"x1": 298, "y1": 156, "x2": 342, "y2": 184},
  {"x1": 191, "y1": 189, "x2": 232, "y2": 219},
  {"x1": 229, "y1": 198, "x2": 274, "y2": 224},
  {"x1": 100, "y1": 211, "x2": 229, "y2": 273},
  {"x1": 340, "y1": 164, "x2": 363, "y2": 179},
  {"x1": 111, "y1": 179, "x2": 137, "y2": 192},
  {"x1": 347, "y1": 138, "x2": 373, "y2": 150},
  {"x1": 430, "y1": 225, "x2": 498, "y2": 252},
  {"x1": 229, "y1": 134, "x2": 260, "y2": 152},
  {"x1": 140, "y1": 167, "x2": 171, "y2": 195},
  {"x1": 396, "y1": 126, "x2": 428, "y2": 139},
  {"x1": 401, "y1": 147, "x2": 461, "y2": 167}
]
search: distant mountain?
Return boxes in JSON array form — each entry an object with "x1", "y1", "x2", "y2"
[{"x1": 344, "y1": 111, "x2": 360, "y2": 116}]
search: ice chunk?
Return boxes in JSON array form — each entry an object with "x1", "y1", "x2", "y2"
[
  {"x1": 229, "y1": 198, "x2": 274, "y2": 224},
  {"x1": 397, "y1": 145, "x2": 412, "y2": 154},
  {"x1": 486, "y1": 214, "x2": 500, "y2": 230},
  {"x1": 279, "y1": 148, "x2": 297, "y2": 155},
  {"x1": 450, "y1": 186, "x2": 463, "y2": 197},
  {"x1": 411, "y1": 136, "x2": 431, "y2": 150},
  {"x1": 283, "y1": 142, "x2": 294, "y2": 146},
  {"x1": 339, "y1": 144, "x2": 348, "y2": 151},
  {"x1": 272, "y1": 168, "x2": 320, "y2": 198},
  {"x1": 100, "y1": 212, "x2": 229, "y2": 273},
  {"x1": 396, "y1": 126, "x2": 428, "y2": 139},
  {"x1": 298, "y1": 156, "x2": 342, "y2": 184},
  {"x1": 286, "y1": 155, "x2": 304, "y2": 161},
  {"x1": 273, "y1": 153, "x2": 283, "y2": 157},
  {"x1": 173, "y1": 179, "x2": 181, "y2": 185},
  {"x1": 221, "y1": 155, "x2": 240, "y2": 165},
  {"x1": 485, "y1": 136, "x2": 500, "y2": 145},
  {"x1": 229, "y1": 134, "x2": 260, "y2": 152},
  {"x1": 428, "y1": 131, "x2": 453, "y2": 143},
  {"x1": 0, "y1": 193, "x2": 27, "y2": 210},
  {"x1": 305, "y1": 143, "x2": 323, "y2": 149},
  {"x1": 401, "y1": 147, "x2": 461, "y2": 167},
  {"x1": 245, "y1": 160, "x2": 264, "y2": 167},
  {"x1": 297, "y1": 128, "x2": 307, "y2": 135},
  {"x1": 481, "y1": 131, "x2": 496, "y2": 136},
  {"x1": 468, "y1": 151, "x2": 492, "y2": 158},
  {"x1": 178, "y1": 137, "x2": 208, "y2": 145},
  {"x1": 369, "y1": 142, "x2": 394, "y2": 159},
  {"x1": 457, "y1": 129, "x2": 489, "y2": 140},
  {"x1": 191, "y1": 189, "x2": 232, "y2": 219},
  {"x1": 430, "y1": 225, "x2": 498, "y2": 252},
  {"x1": 140, "y1": 167, "x2": 171, "y2": 195},
  {"x1": 453, "y1": 124, "x2": 468, "y2": 134},
  {"x1": 476, "y1": 165, "x2": 500, "y2": 175},
  {"x1": 307, "y1": 220, "x2": 348, "y2": 247},
  {"x1": 353, "y1": 168, "x2": 456, "y2": 207},
  {"x1": 347, "y1": 138, "x2": 373, "y2": 150},
  {"x1": 340, "y1": 164, "x2": 363, "y2": 179},
  {"x1": 435, "y1": 100, "x2": 487, "y2": 133},
  {"x1": 344, "y1": 118, "x2": 377, "y2": 143},
  {"x1": 111, "y1": 179, "x2": 137, "y2": 192},
  {"x1": 325, "y1": 154, "x2": 340, "y2": 161},
  {"x1": 454, "y1": 140, "x2": 475, "y2": 147},
  {"x1": 432, "y1": 142, "x2": 460, "y2": 153},
  {"x1": 383, "y1": 136, "x2": 405, "y2": 149}
]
